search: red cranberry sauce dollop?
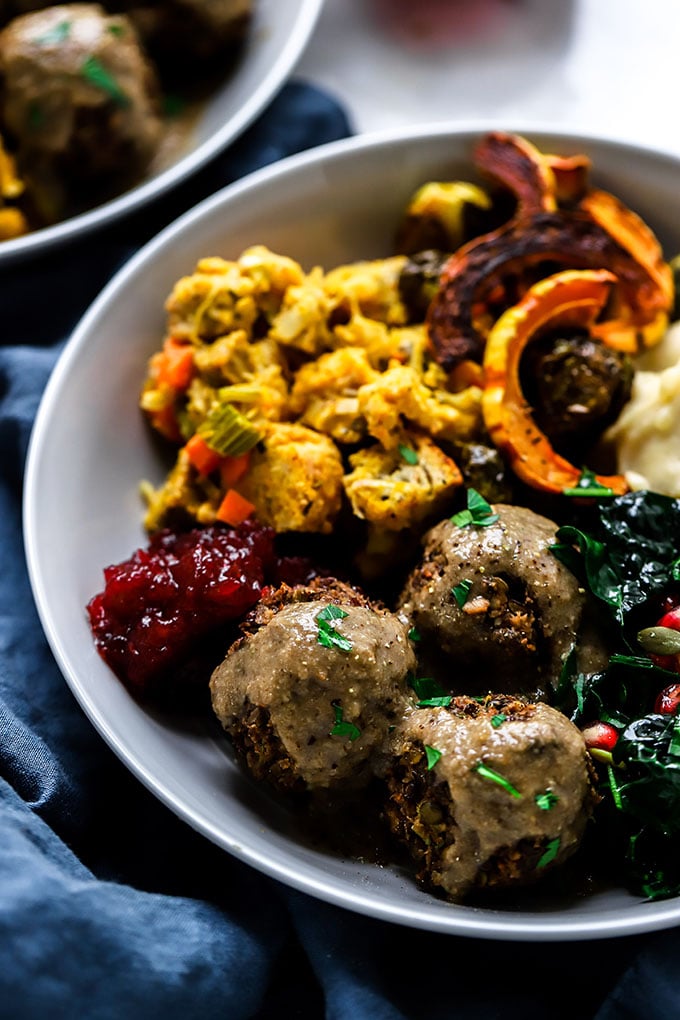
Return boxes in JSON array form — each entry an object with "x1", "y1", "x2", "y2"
[{"x1": 87, "y1": 521, "x2": 317, "y2": 704}]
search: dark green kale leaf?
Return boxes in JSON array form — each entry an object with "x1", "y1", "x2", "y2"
[{"x1": 551, "y1": 490, "x2": 680, "y2": 631}]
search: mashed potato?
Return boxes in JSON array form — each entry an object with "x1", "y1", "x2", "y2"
[{"x1": 607, "y1": 320, "x2": 680, "y2": 496}]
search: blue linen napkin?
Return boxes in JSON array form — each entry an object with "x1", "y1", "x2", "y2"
[{"x1": 0, "y1": 80, "x2": 677, "y2": 1019}]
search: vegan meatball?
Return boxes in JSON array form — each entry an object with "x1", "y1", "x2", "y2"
[
  {"x1": 383, "y1": 694, "x2": 597, "y2": 901},
  {"x1": 0, "y1": 3, "x2": 162, "y2": 221},
  {"x1": 398, "y1": 502, "x2": 609, "y2": 698},
  {"x1": 210, "y1": 579, "x2": 416, "y2": 795}
]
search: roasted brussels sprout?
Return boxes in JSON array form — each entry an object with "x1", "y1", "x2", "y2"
[{"x1": 520, "y1": 330, "x2": 633, "y2": 459}]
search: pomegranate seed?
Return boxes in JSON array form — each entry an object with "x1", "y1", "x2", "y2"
[
  {"x1": 581, "y1": 721, "x2": 619, "y2": 752},
  {"x1": 654, "y1": 683, "x2": 680, "y2": 715},
  {"x1": 658, "y1": 606, "x2": 680, "y2": 631}
]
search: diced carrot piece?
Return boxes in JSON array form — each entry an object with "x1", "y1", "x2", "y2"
[
  {"x1": 149, "y1": 404, "x2": 182, "y2": 443},
  {"x1": 185, "y1": 433, "x2": 222, "y2": 476},
  {"x1": 219, "y1": 451, "x2": 251, "y2": 488},
  {"x1": 158, "y1": 337, "x2": 194, "y2": 390},
  {"x1": 216, "y1": 489, "x2": 256, "y2": 526}
]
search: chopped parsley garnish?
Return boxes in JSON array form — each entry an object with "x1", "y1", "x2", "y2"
[
  {"x1": 607, "y1": 764, "x2": 623, "y2": 811},
  {"x1": 409, "y1": 675, "x2": 451, "y2": 707},
  {"x1": 398, "y1": 443, "x2": 419, "y2": 465},
  {"x1": 330, "y1": 702, "x2": 360, "y2": 742},
  {"x1": 452, "y1": 578, "x2": 473, "y2": 608},
  {"x1": 490, "y1": 713, "x2": 507, "y2": 728},
  {"x1": 535, "y1": 789, "x2": 559, "y2": 811},
  {"x1": 451, "y1": 488, "x2": 499, "y2": 529},
  {"x1": 407, "y1": 626, "x2": 421, "y2": 642},
  {"x1": 36, "y1": 19, "x2": 71, "y2": 45},
  {"x1": 81, "y1": 55, "x2": 129, "y2": 107},
  {"x1": 473, "y1": 761, "x2": 521, "y2": 798},
  {"x1": 537, "y1": 837, "x2": 561, "y2": 869},
  {"x1": 562, "y1": 467, "x2": 615, "y2": 499},
  {"x1": 424, "y1": 745, "x2": 442, "y2": 770},
  {"x1": 106, "y1": 23, "x2": 126, "y2": 37},
  {"x1": 316, "y1": 605, "x2": 353, "y2": 652}
]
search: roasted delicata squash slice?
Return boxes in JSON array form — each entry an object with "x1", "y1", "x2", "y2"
[
  {"x1": 482, "y1": 269, "x2": 629, "y2": 495},
  {"x1": 428, "y1": 132, "x2": 674, "y2": 369}
]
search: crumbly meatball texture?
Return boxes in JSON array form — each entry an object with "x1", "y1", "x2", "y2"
[
  {"x1": 398, "y1": 503, "x2": 608, "y2": 697},
  {"x1": 383, "y1": 696, "x2": 596, "y2": 901},
  {"x1": 210, "y1": 589, "x2": 416, "y2": 793}
]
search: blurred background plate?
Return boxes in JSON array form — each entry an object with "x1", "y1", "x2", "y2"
[
  {"x1": 23, "y1": 124, "x2": 680, "y2": 940},
  {"x1": 0, "y1": 0, "x2": 324, "y2": 266}
]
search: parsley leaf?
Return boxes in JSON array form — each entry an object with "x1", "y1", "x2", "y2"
[
  {"x1": 562, "y1": 466, "x2": 615, "y2": 499},
  {"x1": 452, "y1": 578, "x2": 473, "y2": 608},
  {"x1": 81, "y1": 55, "x2": 129, "y2": 107},
  {"x1": 451, "y1": 488, "x2": 499, "y2": 528},
  {"x1": 473, "y1": 761, "x2": 521, "y2": 798},
  {"x1": 424, "y1": 745, "x2": 442, "y2": 770},
  {"x1": 407, "y1": 626, "x2": 421, "y2": 642},
  {"x1": 537, "y1": 837, "x2": 561, "y2": 869},
  {"x1": 317, "y1": 605, "x2": 349, "y2": 623},
  {"x1": 36, "y1": 19, "x2": 71, "y2": 45},
  {"x1": 409, "y1": 675, "x2": 448, "y2": 700},
  {"x1": 316, "y1": 605, "x2": 352, "y2": 652},
  {"x1": 535, "y1": 789, "x2": 559, "y2": 811},
  {"x1": 490, "y1": 713, "x2": 507, "y2": 728},
  {"x1": 398, "y1": 443, "x2": 419, "y2": 465},
  {"x1": 330, "y1": 702, "x2": 360, "y2": 742}
]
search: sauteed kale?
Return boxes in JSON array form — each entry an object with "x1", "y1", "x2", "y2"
[{"x1": 553, "y1": 490, "x2": 680, "y2": 899}]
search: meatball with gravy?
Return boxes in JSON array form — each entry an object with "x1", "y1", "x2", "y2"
[
  {"x1": 210, "y1": 580, "x2": 416, "y2": 795},
  {"x1": 0, "y1": 3, "x2": 162, "y2": 221},
  {"x1": 383, "y1": 694, "x2": 597, "y2": 901},
  {"x1": 398, "y1": 503, "x2": 609, "y2": 698}
]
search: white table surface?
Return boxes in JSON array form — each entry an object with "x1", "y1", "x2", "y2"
[{"x1": 296, "y1": 0, "x2": 680, "y2": 155}]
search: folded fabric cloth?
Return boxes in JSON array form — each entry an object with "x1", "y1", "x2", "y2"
[{"x1": 1, "y1": 80, "x2": 678, "y2": 1020}]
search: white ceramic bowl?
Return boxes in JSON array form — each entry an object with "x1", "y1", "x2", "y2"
[
  {"x1": 24, "y1": 124, "x2": 680, "y2": 940},
  {"x1": 0, "y1": 0, "x2": 324, "y2": 266}
]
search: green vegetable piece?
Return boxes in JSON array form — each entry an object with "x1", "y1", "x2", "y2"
[
  {"x1": 490, "y1": 713, "x2": 507, "y2": 728},
  {"x1": 317, "y1": 605, "x2": 349, "y2": 623},
  {"x1": 398, "y1": 443, "x2": 419, "y2": 465},
  {"x1": 198, "y1": 403, "x2": 262, "y2": 457},
  {"x1": 316, "y1": 605, "x2": 353, "y2": 653},
  {"x1": 535, "y1": 789, "x2": 559, "y2": 811},
  {"x1": 472, "y1": 761, "x2": 521, "y2": 798},
  {"x1": 409, "y1": 675, "x2": 448, "y2": 700},
  {"x1": 424, "y1": 745, "x2": 442, "y2": 770},
  {"x1": 36, "y1": 19, "x2": 71, "y2": 45},
  {"x1": 81, "y1": 55, "x2": 129, "y2": 107},
  {"x1": 562, "y1": 466, "x2": 615, "y2": 499},
  {"x1": 106, "y1": 23, "x2": 125, "y2": 37},
  {"x1": 537, "y1": 837, "x2": 561, "y2": 869},
  {"x1": 330, "y1": 702, "x2": 360, "y2": 742},
  {"x1": 407, "y1": 626, "x2": 421, "y2": 642},
  {"x1": 417, "y1": 696, "x2": 453, "y2": 708},
  {"x1": 451, "y1": 488, "x2": 499, "y2": 528},
  {"x1": 452, "y1": 578, "x2": 473, "y2": 608},
  {"x1": 606, "y1": 764, "x2": 623, "y2": 811}
]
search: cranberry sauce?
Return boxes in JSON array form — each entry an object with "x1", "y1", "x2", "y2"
[{"x1": 87, "y1": 521, "x2": 318, "y2": 706}]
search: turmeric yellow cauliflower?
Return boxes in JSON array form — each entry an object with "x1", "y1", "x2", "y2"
[{"x1": 140, "y1": 245, "x2": 484, "y2": 538}]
